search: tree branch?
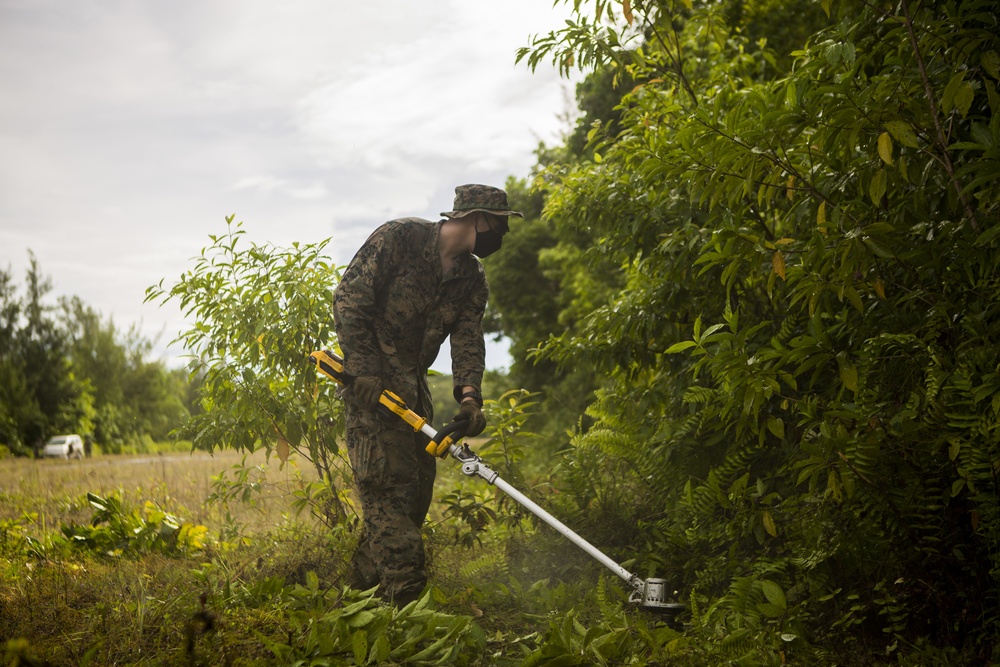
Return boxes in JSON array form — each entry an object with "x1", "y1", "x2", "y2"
[{"x1": 900, "y1": 0, "x2": 979, "y2": 232}]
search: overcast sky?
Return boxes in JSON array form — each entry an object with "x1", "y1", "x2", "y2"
[{"x1": 0, "y1": 0, "x2": 579, "y2": 372}]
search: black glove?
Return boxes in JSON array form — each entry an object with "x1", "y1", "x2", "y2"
[
  {"x1": 352, "y1": 375, "x2": 383, "y2": 409},
  {"x1": 453, "y1": 401, "x2": 486, "y2": 437}
]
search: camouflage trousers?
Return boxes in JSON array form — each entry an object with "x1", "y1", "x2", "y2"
[{"x1": 344, "y1": 403, "x2": 436, "y2": 606}]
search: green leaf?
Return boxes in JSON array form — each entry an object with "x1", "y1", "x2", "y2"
[
  {"x1": 762, "y1": 510, "x2": 778, "y2": 537},
  {"x1": 877, "y1": 132, "x2": 894, "y2": 165},
  {"x1": 761, "y1": 580, "x2": 787, "y2": 610},
  {"x1": 869, "y1": 169, "x2": 887, "y2": 205},
  {"x1": 87, "y1": 493, "x2": 109, "y2": 511},
  {"x1": 845, "y1": 285, "x2": 864, "y2": 314},
  {"x1": 824, "y1": 43, "x2": 843, "y2": 66},
  {"x1": 942, "y1": 73, "x2": 967, "y2": 115},
  {"x1": 758, "y1": 602, "x2": 786, "y2": 618},
  {"x1": 665, "y1": 340, "x2": 698, "y2": 354},
  {"x1": 954, "y1": 82, "x2": 975, "y2": 118},
  {"x1": 700, "y1": 323, "x2": 725, "y2": 341},
  {"x1": 351, "y1": 630, "x2": 368, "y2": 664},
  {"x1": 838, "y1": 355, "x2": 858, "y2": 392},
  {"x1": 975, "y1": 222, "x2": 1000, "y2": 247},
  {"x1": 842, "y1": 42, "x2": 856, "y2": 65},
  {"x1": 370, "y1": 635, "x2": 391, "y2": 663},
  {"x1": 885, "y1": 120, "x2": 920, "y2": 148},
  {"x1": 786, "y1": 81, "x2": 799, "y2": 107},
  {"x1": 983, "y1": 50, "x2": 1000, "y2": 81},
  {"x1": 986, "y1": 79, "x2": 1000, "y2": 113},
  {"x1": 285, "y1": 420, "x2": 303, "y2": 448},
  {"x1": 346, "y1": 610, "x2": 376, "y2": 627}
]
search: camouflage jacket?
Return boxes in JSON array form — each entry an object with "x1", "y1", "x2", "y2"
[{"x1": 333, "y1": 218, "x2": 488, "y2": 420}]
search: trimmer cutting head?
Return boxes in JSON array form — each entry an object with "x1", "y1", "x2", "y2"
[{"x1": 629, "y1": 578, "x2": 686, "y2": 615}]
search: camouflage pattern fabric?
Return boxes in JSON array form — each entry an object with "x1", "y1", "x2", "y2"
[
  {"x1": 334, "y1": 217, "x2": 489, "y2": 603},
  {"x1": 343, "y1": 402, "x2": 436, "y2": 605},
  {"x1": 334, "y1": 217, "x2": 488, "y2": 412},
  {"x1": 440, "y1": 183, "x2": 524, "y2": 219}
]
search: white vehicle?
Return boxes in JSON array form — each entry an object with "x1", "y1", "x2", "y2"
[{"x1": 42, "y1": 434, "x2": 84, "y2": 459}]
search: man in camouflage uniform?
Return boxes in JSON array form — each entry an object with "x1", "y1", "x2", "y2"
[{"x1": 334, "y1": 184, "x2": 521, "y2": 606}]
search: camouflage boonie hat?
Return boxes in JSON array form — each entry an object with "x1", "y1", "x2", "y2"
[{"x1": 440, "y1": 184, "x2": 524, "y2": 219}]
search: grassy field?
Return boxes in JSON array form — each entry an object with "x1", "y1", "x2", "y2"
[
  {"x1": 0, "y1": 446, "x2": 644, "y2": 666},
  {"x1": 0, "y1": 449, "x2": 349, "y2": 665},
  {"x1": 0, "y1": 448, "x2": 319, "y2": 536},
  {"x1": 0, "y1": 452, "x2": 592, "y2": 665}
]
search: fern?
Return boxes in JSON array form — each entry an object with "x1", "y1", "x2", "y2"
[{"x1": 458, "y1": 550, "x2": 509, "y2": 582}]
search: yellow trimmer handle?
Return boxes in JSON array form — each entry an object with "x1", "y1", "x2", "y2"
[
  {"x1": 376, "y1": 389, "x2": 428, "y2": 433},
  {"x1": 308, "y1": 349, "x2": 429, "y2": 434},
  {"x1": 308, "y1": 349, "x2": 347, "y2": 384},
  {"x1": 426, "y1": 420, "x2": 468, "y2": 458}
]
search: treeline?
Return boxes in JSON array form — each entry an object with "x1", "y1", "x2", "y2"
[
  {"x1": 481, "y1": 0, "x2": 999, "y2": 662},
  {"x1": 0, "y1": 253, "x2": 193, "y2": 455}
]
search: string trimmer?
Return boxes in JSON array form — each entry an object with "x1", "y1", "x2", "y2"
[{"x1": 308, "y1": 349, "x2": 682, "y2": 613}]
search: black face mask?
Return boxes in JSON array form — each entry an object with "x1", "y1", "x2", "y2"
[{"x1": 473, "y1": 227, "x2": 503, "y2": 258}]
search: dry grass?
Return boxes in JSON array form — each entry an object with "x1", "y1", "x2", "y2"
[
  {"x1": 0, "y1": 449, "x2": 349, "y2": 665},
  {"x1": 0, "y1": 442, "x2": 601, "y2": 666},
  {"x1": 0, "y1": 449, "x2": 322, "y2": 536}
]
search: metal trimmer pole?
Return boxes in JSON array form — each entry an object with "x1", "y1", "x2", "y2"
[
  {"x1": 443, "y1": 443, "x2": 644, "y2": 593},
  {"x1": 306, "y1": 350, "x2": 680, "y2": 613}
]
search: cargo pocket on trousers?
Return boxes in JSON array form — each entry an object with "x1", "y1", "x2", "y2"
[{"x1": 348, "y1": 410, "x2": 390, "y2": 489}]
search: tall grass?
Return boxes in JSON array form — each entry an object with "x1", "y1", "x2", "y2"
[
  {"x1": 0, "y1": 430, "x2": 677, "y2": 666},
  {"x1": 0, "y1": 449, "x2": 300, "y2": 533},
  {"x1": 0, "y1": 449, "x2": 344, "y2": 664}
]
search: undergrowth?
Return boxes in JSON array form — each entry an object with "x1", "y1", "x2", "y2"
[
  {"x1": 0, "y1": 394, "x2": 693, "y2": 666},
  {"x1": 4, "y1": 390, "x2": 982, "y2": 665},
  {"x1": 1, "y1": 479, "x2": 691, "y2": 667}
]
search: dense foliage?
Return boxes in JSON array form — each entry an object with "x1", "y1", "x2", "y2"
[
  {"x1": 0, "y1": 253, "x2": 189, "y2": 454},
  {"x1": 16, "y1": 1, "x2": 991, "y2": 662},
  {"x1": 487, "y1": 0, "x2": 999, "y2": 662},
  {"x1": 146, "y1": 217, "x2": 351, "y2": 523}
]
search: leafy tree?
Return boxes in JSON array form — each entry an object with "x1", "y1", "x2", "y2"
[
  {"x1": 0, "y1": 254, "x2": 93, "y2": 451},
  {"x1": 0, "y1": 256, "x2": 187, "y2": 454},
  {"x1": 567, "y1": 64, "x2": 635, "y2": 158},
  {"x1": 59, "y1": 295, "x2": 190, "y2": 451},
  {"x1": 482, "y1": 176, "x2": 609, "y2": 447},
  {"x1": 482, "y1": 177, "x2": 560, "y2": 391},
  {"x1": 146, "y1": 217, "x2": 348, "y2": 518},
  {"x1": 0, "y1": 280, "x2": 32, "y2": 453},
  {"x1": 514, "y1": 0, "x2": 1000, "y2": 661}
]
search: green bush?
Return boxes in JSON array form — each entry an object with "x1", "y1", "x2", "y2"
[
  {"x1": 516, "y1": 0, "x2": 1000, "y2": 662},
  {"x1": 61, "y1": 492, "x2": 207, "y2": 558}
]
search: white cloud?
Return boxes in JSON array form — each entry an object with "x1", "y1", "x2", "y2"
[{"x1": 0, "y1": 0, "x2": 582, "y2": 372}]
